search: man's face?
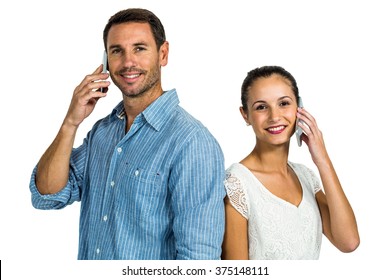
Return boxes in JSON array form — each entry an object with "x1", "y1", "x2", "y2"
[{"x1": 106, "y1": 22, "x2": 168, "y2": 99}]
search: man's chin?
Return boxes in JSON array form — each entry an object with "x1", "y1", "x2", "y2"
[
  {"x1": 121, "y1": 88, "x2": 146, "y2": 99},
  {"x1": 122, "y1": 91, "x2": 141, "y2": 98}
]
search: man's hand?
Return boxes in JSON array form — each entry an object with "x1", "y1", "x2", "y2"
[{"x1": 63, "y1": 65, "x2": 110, "y2": 128}]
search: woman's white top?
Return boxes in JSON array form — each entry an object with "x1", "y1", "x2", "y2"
[{"x1": 224, "y1": 162, "x2": 323, "y2": 260}]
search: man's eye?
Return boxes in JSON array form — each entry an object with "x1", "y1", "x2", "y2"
[{"x1": 135, "y1": 47, "x2": 146, "y2": 52}]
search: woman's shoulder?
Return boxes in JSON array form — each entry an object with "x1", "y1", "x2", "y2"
[
  {"x1": 289, "y1": 161, "x2": 314, "y2": 175},
  {"x1": 225, "y1": 162, "x2": 243, "y2": 173},
  {"x1": 289, "y1": 161, "x2": 322, "y2": 193},
  {"x1": 225, "y1": 162, "x2": 252, "y2": 180},
  {"x1": 224, "y1": 162, "x2": 253, "y2": 190},
  {"x1": 225, "y1": 163, "x2": 243, "y2": 182}
]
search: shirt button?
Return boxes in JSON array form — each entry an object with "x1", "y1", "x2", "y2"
[
  {"x1": 96, "y1": 248, "x2": 100, "y2": 254},
  {"x1": 117, "y1": 147, "x2": 122, "y2": 153},
  {"x1": 110, "y1": 181, "x2": 115, "y2": 187},
  {"x1": 135, "y1": 170, "x2": 139, "y2": 176},
  {"x1": 103, "y1": 215, "x2": 108, "y2": 222}
]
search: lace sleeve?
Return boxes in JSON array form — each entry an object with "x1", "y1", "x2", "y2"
[
  {"x1": 305, "y1": 166, "x2": 322, "y2": 193},
  {"x1": 224, "y1": 172, "x2": 249, "y2": 219}
]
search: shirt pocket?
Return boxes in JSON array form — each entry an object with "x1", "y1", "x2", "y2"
[
  {"x1": 119, "y1": 163, "x2": 166, "y2": 222},
  {"x1": 122, "y1": 164, "x2": 163, "y2": 197}
]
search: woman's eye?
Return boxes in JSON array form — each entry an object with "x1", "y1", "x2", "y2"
[
  {"x1": 256, "y1": 104, "x2": 267, "y2": 110},
  {"x1": 280, "y1": 101, "x2": 290, "y2": 107}
]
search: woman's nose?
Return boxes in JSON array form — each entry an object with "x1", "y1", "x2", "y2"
[{"x1": 269, "y1": 108, "x2": 281, "y2": 122}]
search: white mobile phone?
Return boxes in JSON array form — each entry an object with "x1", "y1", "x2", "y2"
[
  {"x1": 102, "y1": 50, "x2": 108, "y2": 73},
  {"x1": 295, "y1": 97, "x2": 304, "y2": 147},
  {"x1": 100, "y1": 50, "x2": 108, "y2": 92}
]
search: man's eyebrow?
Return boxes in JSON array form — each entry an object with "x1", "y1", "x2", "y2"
[
  {"x1": 108, "y1": 44, "x2": 122, "y2": 50},
  {"x1": 108, "y1": 42, "x2": 149, "y2": 50}
]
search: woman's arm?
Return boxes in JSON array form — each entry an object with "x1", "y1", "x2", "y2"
[
  {"x1": 222, "y1": 197, "x2": 249, "y2": 259},
  {"x1": 297, "y1": 108, "x2": 360, "y2": 252}
]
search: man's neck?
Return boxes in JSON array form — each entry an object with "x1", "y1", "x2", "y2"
[{"x1": 122, "y1": 88, "x2": 164, "y2": 132}]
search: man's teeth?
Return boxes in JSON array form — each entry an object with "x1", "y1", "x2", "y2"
[
  {"x1": 124, "y1": 74, "x2": 140, "y2": 78},
  {"x1": 268, "y1": 126, "x2": 284, "y2": 132}
]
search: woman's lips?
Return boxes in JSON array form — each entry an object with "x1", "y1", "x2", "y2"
[{"x1": 266, "y1": 125, "x2": 286, "y2": 134}]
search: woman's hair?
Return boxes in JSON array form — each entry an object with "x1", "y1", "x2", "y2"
[
  {"x1": 241, "y1": 66, "x2": 299, "y2": 112},
  {"x1": 103, "y1": 8, "x2": 166, "y2": 51}
]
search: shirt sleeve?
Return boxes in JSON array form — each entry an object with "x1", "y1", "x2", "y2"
[
  {"x1": 169, "y1": 129, "x2": 226, "y2": 260},
  {"x1": 295, "y1": 163, "x2": 323, "y2": 194},
  {"x1": 304, "y1": 166, "x2": 322, "y2": 194},
  {"x1": 29, "y1": 138, "x2": 88, "y2": 210},
  {"x1": 224, "y1": 168, "x2": 249, "y2": 219}
]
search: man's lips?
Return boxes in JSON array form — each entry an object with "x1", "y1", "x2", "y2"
[
  {"x1": 118, "y1": 67, "x2": 145, "y2": 82},
  {"x1": 119, "y1": 72, "x2": 143, "y2": 83},
  {"x1": 266, "y1": 125, "x2": 286, "y2": 134},
  {"x1": 122, "y1": 73, "x2": 141, "y2": 79}
]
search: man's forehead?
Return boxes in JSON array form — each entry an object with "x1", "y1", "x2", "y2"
[{"x1": 107, "y1": 22, "x2": 154, "y2": 46}]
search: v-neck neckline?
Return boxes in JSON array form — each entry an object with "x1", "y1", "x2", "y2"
[{"x1": 237, "y1": 162, "x2": 304, "y2": 209}]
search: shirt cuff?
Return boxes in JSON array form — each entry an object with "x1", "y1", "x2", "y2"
[{"x1": 29, "y1": 165, "x2": 75, "y2": 209}]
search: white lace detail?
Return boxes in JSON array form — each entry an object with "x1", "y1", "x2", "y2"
[
  {"x1": 224, "y1": 172, "x2": 249, "y2": 219},
  {"x1": 305, "y1": 166, "x2": 322, "y2": 193},
  {"x1": 224, "y1": 162, "x2": 323, "y2": 260}
]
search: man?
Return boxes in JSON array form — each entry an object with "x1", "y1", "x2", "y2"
[{"x1": 29, "y1": 8, "x2": 225, "y2": 260}]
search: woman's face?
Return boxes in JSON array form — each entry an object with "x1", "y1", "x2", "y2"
[{"x1": 241, "y1": 74, "x2": 298, "y2": 146}]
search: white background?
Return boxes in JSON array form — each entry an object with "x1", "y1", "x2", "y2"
[{"x1": 1, "y1": 0, "x2": 389, "y2": 279}]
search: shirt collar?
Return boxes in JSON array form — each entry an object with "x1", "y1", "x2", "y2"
[
  {"x1": 111, "y1": 102, "x2": 126, "y2": 120},
  {"x1": 142, "y1": 89, "x2": 179, "y2": 131},
  {"x1": 110, "y1": 88, "x2": 180, "y2": 131}
]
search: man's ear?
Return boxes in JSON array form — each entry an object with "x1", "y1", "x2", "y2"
[{"x1": 159, "y1": 41, "x2": 169, "y2": 67}]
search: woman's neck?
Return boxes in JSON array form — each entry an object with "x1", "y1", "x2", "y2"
[{"x1": 241, "y1": 141, "x2": 290, "y2": 174}]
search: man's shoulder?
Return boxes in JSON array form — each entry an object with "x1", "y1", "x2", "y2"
[
  {"x1": 164, "y1": 106, "x2": 221, "y2": 151},
  {"x1": 174, "y1": 106, "x2": 204, "y2": 127},
  {"x1": 172, "y1": 106, "x2": 215, "y2": 138}
]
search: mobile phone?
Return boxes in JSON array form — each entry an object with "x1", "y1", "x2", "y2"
[
  {"x1": 295, "y1": 96, "x2": 304, "y2": 147},
  {"x1": 100, "y1": 50, "x2": 108, "y2": 92}
]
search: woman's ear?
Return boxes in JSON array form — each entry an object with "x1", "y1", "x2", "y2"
[{"x1": 239, "y1": 106, "x2": 250, "y2": 126}]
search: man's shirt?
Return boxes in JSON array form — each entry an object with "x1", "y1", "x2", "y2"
[{"x1": 30, "y1": 89, "x2": 225, "y2": 260}]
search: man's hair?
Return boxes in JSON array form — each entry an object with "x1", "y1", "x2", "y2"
[{"x1": 103, "y1": 8, "x2": 166, "y2": 50}]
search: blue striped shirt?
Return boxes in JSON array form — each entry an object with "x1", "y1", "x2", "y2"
[{"x1": 30, "y1": 89, "x2": 226, "y2": 260}]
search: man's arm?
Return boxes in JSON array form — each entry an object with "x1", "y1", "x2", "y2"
[
  {"x1": 170, "y1": 130, "x2": 225, "y2": 260},
  {"x1": 35, "y1": 65, "x2": 109, "y2": 194}
]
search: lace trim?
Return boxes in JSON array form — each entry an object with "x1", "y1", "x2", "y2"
[
  {"x1": 296, "y1": 163, "x2": 322, "y2": 193},
  {"x1": 224, "y1": 172, "x2": 248, "y2": 219}
]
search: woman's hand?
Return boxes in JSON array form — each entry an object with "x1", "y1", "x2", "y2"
[{"x1": 296, "y1": 107, "x2": 329, "y2": 166}]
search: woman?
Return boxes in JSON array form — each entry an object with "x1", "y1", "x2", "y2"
[{"x1": 222, "y1": 66, "x2": 360, "y2": 260}]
